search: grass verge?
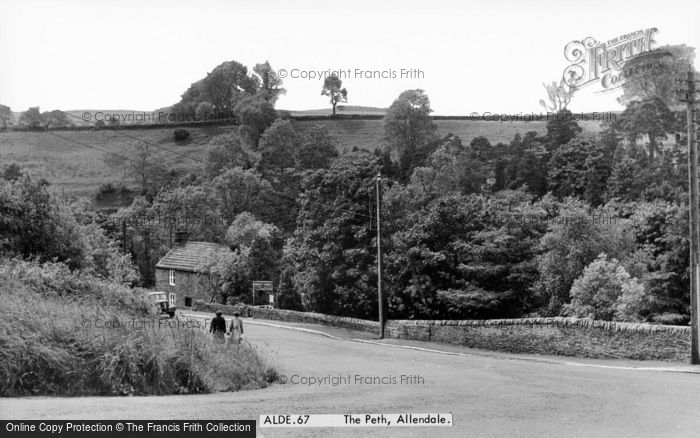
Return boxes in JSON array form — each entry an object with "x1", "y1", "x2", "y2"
[{"x1": 0, "y1": 258, "x2": 277, "y2": 396}]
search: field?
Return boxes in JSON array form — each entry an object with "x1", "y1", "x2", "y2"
[
  {"x1": 0, "y1": 118, "x2": 604, "y2": 203},
  {"x1": 0, "y1": 126, "x2": 232, "y2": 200}
]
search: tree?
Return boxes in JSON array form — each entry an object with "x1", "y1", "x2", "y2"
[
  {"x1": 614, "y1": 97, "x2": 675, "y2": 163},
  {"x1": 0, "y1": 175, "x2": 85, "y2": 269},
  {"x1": 321, "y1": 76, "x2": 347, "y2": 116},
  {"x1": 0, "y1": 104, "x2": 12, "y2": 131},
  {"x1": 195, "y1": 101, "x2": 214, "y2": 120},
  {"x1": 111, "y1": 196, "x2": 169, "y2": 287},
  {"x1": 151, "y1": 185, "x2": 224, "y2": 244},
  {"x1": 276, "y1": 266, "x2": 304, "y2": 310},
  {"x1": 257, "y1": 119, "x2": 301, "y2": 184},
  {"x1": 408, "y1": 134, "x2": 487, "y2": 198},
  {"x1": 547, "y1": 136, "x2": 612, "y2": 205},
  {"x1": 469, "y1": 136, "x2": 494, "y2": 162},
  {"x1": 105, "y1": 143, "x2": 168, "y2": 199},
  {"x1": 629, "y1": 202, "x2": 691, "y2": 324},
  {"x1": 0, "y1": 177, "x2": 140, "y2": 284},
  {"x1": 225, "y1": 212, "x2": 278, "y2": 249},
  {"x1": 294, "y1": 125, "x2": 338, "y2": 170},
  {"x1": 233, "y1": 93, "x2": 277, "y2": 148},
  {"x1": 287, "y1": 151, "x2": 380, "y2": 318},
  {"x1": 618, "y1": 44, "x2": 696, "y2": 109},
  {"x1": 73, "y1": 219, "x2": 140, "y2": 285},
  {"x1": 197, "y1": 249, "x2": 248, "y2": 303},
  {"x1": 204, "y1": 133, "x2": 252, "y2": 178},
  {"x1": 18, "y1": 107, "x2": 44, "y2": 130},
  {"x1": 539, "y1": 80, "x2": 576, "y2": 112},
  {"x1": 606, "y1": 156, "x2": 643, "y2": 201},
  {"x1": 505, "y1": 152, "x2": 548, "y2": 196},
  {"x1": 534, "y1": 198, "x2": 636, "y2": 315},
  {"x1": 545, "y1": 109, "x2": 582, "y2": 152},
  {"x1": 173, "y1": 60, "x2": 258, "y2": 116},
  {"x1": 383, "y1": 90, "x2": 438, "y2": 182},
  {"x1": 41, "y1": 110, "x2": 69, "y2": 129},
  {"x1": 384, "y1": 193, "x2": 540, "y2": 319},
  {"x1": 254, "y1": 61, "x2": 286, "y2": 104},
  {"x1": 224, "y1": 212, "x2": 283, "y2": 304},
  {"x1": 211, "y1": 167, "x2": 273, "y2": 224},
  {"x1": 500, "y1": 132, "x2": 549, "y2": 197}
]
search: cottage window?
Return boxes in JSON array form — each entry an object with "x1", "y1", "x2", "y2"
[{"x1": 169, "y1": 270, "x2": 175, "y2": 286}]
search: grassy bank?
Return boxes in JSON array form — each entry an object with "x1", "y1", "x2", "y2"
[{"x1": 0, "y1": 258, "x2": 277, "y2": 396}]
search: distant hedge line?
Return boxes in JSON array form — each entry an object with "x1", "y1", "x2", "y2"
[
  {"x1": 4, "y1": 119, "x2": 240, "y2": 132},
  {"x1": 2, "y1": 114, "x2": 544, "y2": 132}
]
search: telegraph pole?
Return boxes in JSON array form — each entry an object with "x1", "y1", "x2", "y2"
[
  {"x1": 122, "y1": 219, "x2": 127, "y2": 255},
  {"x1": 681, "y1": 68, "x2": 700, "y2": 364},
  {"x1": 376, "y1": 173, "x2": 385, "y2": 339}
]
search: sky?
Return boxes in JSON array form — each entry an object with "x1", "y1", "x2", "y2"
[{"x1": 1, "y1": 0, "x2": 698, "y2": 115}]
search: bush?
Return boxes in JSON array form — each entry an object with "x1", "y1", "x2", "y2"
[
  {"x1": 97, "y1": 182, "x2": 117, "y2": 196},
  {"x1": 2, "y1": 163, "x2": 23, "y2": 180},
  {"x1": 1, "y1": 175, "x2": 86, "y2": 269},
  {"x1": 563, "y1": 254, "x2": 646, "y2": 321},
  {"x1": 174, "y1": 128, "x2": 190, "y2": 142},
  {"x1": 95, "y1": 182, "x2": 131, "y2": 202},
  {"x1": 0, "y1": 258, "x2": 276, "y2": 396}
]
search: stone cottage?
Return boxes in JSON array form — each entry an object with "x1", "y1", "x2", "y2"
[{"x1": 155, "y1": 241, "x2": 231, "y2": 308}]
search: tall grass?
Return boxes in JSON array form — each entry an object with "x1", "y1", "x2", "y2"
[{"x1": 0, "y1": 258, "x2": 276, "y2": 396}]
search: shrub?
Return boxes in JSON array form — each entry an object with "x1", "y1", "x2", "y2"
[
  {"x1": 614, "y1": 277, "x2": 648, "y2": 322},
  {"x1": 96, "y1": 182, "x2": 117, "y2": 198},
  {"x1": 1, "y1": 175, "x2": 86, "y2": 269},
  {"x1": 174, "y1": 128, "x2": 190, "y2": 142},
  {"x1": 95, "y1": 182, "x2": 131, "y2": 201},
  {"x1": 563, "y1": 254, "x2": 646, "y2": 321},
  {"x1": 2, "y1": 163, "x2": 23, "y2": 180}
]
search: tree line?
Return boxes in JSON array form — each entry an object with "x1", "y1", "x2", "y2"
[{"x1": 1, "y1": 52, "x2": 696, "y2": 325}]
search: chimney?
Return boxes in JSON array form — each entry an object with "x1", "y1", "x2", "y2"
[{"x1": 174, "y1": 230, "x2": 189, "y2": 246}]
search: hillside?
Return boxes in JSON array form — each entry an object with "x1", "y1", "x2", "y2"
[
  {"x1": 0, "y1": 125, "x2": 233, "y2": 199},
  {"x1": 0, "y1": 117, "x2": 604, "y2": 203}
]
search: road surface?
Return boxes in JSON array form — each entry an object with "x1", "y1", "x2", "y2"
[{"x1": 2, "y1": 314, "x2": 700, "y2": 437}]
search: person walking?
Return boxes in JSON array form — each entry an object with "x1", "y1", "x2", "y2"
[
  {"x1": 209, "y1": 311, "x2": 226, "y2": 343},
  {"x1": 227, "y1": 311, "x2": 244, "y2": 345}
]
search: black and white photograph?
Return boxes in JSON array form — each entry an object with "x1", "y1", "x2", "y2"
[{"x1": 1, "y1": 0, "x2": 699, "y2": 436}]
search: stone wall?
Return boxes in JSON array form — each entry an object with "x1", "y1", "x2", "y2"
[
  {"x1": 385, "y1": 318, "x2": 691, "y2": 362},
  {"x1": 191, "y1": 301, "x2": 691, "y2": 362}
]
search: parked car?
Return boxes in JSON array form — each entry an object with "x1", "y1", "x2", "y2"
[{"x1": 148, "y1": 291, "x2": 177, "y2": 318}]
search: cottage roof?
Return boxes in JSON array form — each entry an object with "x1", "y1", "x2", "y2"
[{"x1": 155, "y1": 241, "x2": 231, "y2": 273}]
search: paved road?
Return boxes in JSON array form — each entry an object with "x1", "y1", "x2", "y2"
[{"x1": 2, "y1": 314, "x2": 700, "y2": 437}]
